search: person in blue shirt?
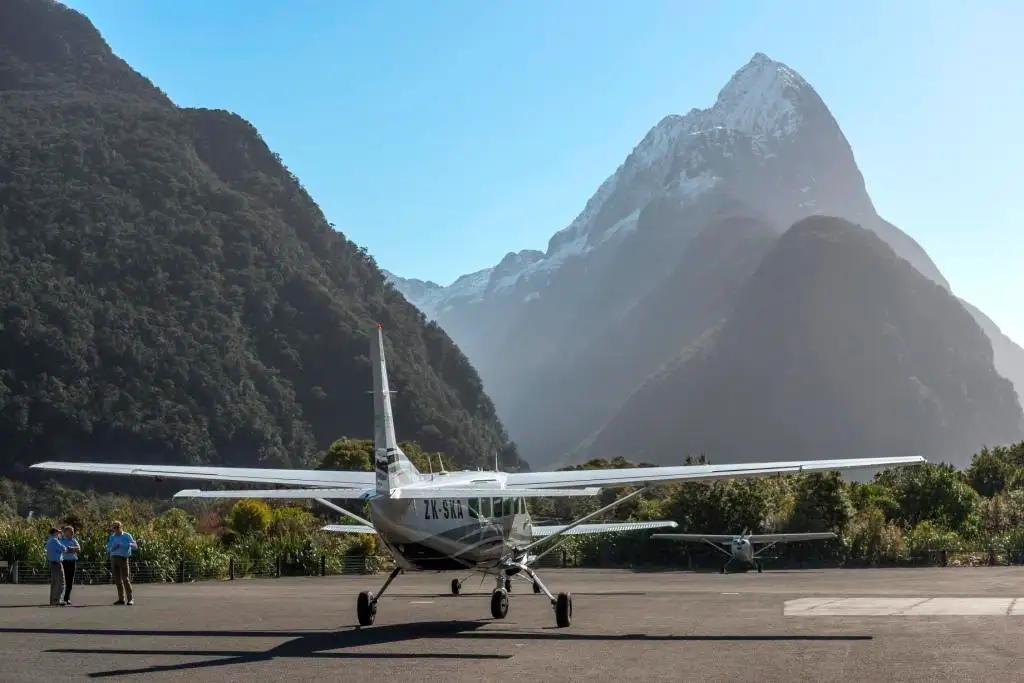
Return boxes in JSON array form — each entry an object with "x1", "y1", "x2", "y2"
[
  {"x1": 44, "y1": 528, "x2": 66, "y2": 606},
  {"x1": 60, "y1": 525, "x2": 81, "y2": 605},
  {"x1": 106, "y1": 520, "x2": 137, "y2": 605}
]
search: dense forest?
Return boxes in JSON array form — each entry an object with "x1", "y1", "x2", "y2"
[
  {"x1": 0, "y1": 0, "x2": 522, "y2": 484},
  {"x1": 4, "y1": 439, "x2": 1024, "y2": 577}
]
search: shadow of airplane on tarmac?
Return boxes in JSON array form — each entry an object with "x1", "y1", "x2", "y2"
[{"x1": 0, "y1": 621, "x2": 873, "y2": 679}]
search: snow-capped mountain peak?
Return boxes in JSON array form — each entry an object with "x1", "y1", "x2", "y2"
[
  {"x1": 710, "y1": 52, "x2": 809, "y2": 138},
  {"x1": 388, "y1": 53, "x2": 827, "y2": 319}
]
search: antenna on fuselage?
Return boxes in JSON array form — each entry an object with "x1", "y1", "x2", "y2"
[
  {"x1": 427, "y1": 455, "x2": 433, "y2": 474},
  {"x1": 494, "y1": 451, "x2": 500, "y2": 473}
]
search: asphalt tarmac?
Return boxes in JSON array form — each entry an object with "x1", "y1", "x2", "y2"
[{"x1": 2, "y1": 567, "x2": 1022, "y2": 682}]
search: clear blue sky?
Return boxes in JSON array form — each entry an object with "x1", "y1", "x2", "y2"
[{"x1": 63, "y1": 0, "x2": 1023, "y2": 344}]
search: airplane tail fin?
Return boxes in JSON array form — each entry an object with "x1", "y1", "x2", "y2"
[{"x1": 372, "y1": 323, "x2": 421, "y2": 495}]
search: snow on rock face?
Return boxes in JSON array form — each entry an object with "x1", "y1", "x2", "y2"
[
  {"x1": 394, "y1": 52, "x2": 815, "y2": 316},
  {"x1": 710, "y1": 52, "x2": 807, "y2": 138}
]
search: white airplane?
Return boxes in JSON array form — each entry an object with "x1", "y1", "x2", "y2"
[
  {"x1": 31, "y1": 324, "x2": 926, "y2": 629},
  {"x1": 652, "y1": 529, "x2": 838, "y2": 574}
]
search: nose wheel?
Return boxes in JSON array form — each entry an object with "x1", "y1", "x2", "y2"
[
  {"x1": 490, "y1": 588, "x2": 509, "y2": 619},
  {"x1": 451, "y1": 578, "x2": 461, "y2": 595}
]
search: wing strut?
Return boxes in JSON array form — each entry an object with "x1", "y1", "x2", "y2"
[
  {"x1": 520, "y1": 487, "x2": 650, "y2": 567},
  {"x1": 315, "y1": 497, "x2": 376, "y2": 530}
]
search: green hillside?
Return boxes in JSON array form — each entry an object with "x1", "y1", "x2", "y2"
[{"x1": 0, "y1": 0, "x2": 522, "y2": 483}]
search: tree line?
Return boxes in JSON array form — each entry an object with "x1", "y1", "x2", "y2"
[{"x1": 3, "y1": 439, "x2": 1023, "y2": 576}]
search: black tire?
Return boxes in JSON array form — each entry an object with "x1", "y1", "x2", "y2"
[
  {"x1": 451, "y1": 578, "x2": 461, "y2": 595},
  {"x1": 490, "y1": 589, "x2": 509, "y2": 619},
  {"x1": 533, "y1": 582, "x2": 541, "y2": 594},
  {"x1": 357, "y1": 591, "x2": 376, "y2": 626},
  {"x1": 555, "y1": 592, "x2": 572, "y2": 628},
  {"x1": 756, "y1": 563, "x2": 763, "y2": 573}
]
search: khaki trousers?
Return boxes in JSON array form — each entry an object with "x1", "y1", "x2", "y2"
[
  {"x1": 48, "y1": 561, "x2": 65, "y2": 605},
  {"x1": 111, "y1": 556, "x2": 133, "y2": 601}
]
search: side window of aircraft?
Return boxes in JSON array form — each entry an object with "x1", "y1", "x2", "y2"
[
  {"x1": 467, "y1": 498, "x2": 480, "y2": 519},
  {"x1": 481, "y1": 497, "x2": 491, "y2": 518}
]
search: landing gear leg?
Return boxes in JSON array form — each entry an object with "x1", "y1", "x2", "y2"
[
  {"x1": 356, "y1": 566, "x2": 402, "y2": 627},
  {"x1": 756, "y1": 562, "x2": 763, "y2": 573},
  {"x1": 514, "y1": 564, "x2": 572, "y2": 628}
]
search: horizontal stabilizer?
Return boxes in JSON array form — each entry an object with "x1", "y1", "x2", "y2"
[
  {"x1": 172, "y1": 488, "x2": 375, "y2": 500},
  {"x1": 531, "y1": 520, "x2": 678, "y2": 538},
  {"x1": 320, "y1": 524, "x2": 377, "y2": 534},
  {"x1": 390, "y1": 486, "x2": 601, "y2": 499},
  {"x1": 30, "y1": 461, "x2": 374, "y2": 488}
]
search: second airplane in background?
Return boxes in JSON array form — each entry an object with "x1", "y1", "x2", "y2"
[{"x1": 652, "y1": 530, "x2": 838, "y2": 573}]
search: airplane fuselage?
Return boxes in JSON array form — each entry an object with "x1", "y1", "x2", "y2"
[
  {"x1": 729, "y1": 538, "x2": 755, "y2": 564},
  {"x1": 369, "y1": 494, "x2": 533, "y2": 572}
]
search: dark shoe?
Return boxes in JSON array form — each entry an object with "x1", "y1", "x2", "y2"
[{"x1": 114, "y1": 599, "x2": 125, "y2": 605}]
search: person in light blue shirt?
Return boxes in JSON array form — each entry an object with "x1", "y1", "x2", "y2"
[
  {"x1": 44, "y1": 528, "x2": 66, "y2": 606},
  {"x1": 106, "y1": 521, "x2": 137, "y2": 605},
  {"x1": 60, "y1": 525, "x2": 81, "y2": 605}
]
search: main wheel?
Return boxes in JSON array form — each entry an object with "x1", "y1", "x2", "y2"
[
  {"x1": 555, "y1": 592, "x2": 572, "y2": 628},
  {"x1": 756, "y1": 563, "x2": 763, "y2": 573},
  {"x1": 451, "y1": 578, "x2": 461, "y2": 595},
  {"x1": 533, "y1": 581, "x2": 541, "y2": 594},
  {"x1": 490, "y1": 588, "x2": 509, "y2": 619},
  {"x1": 505, "y1": 578, "x2": 512, "y2": 592},
  {"x1": 356, "y1": 590, "x2": 377, "y2": 626}
]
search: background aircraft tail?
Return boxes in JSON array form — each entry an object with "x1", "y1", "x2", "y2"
[{"x1": 372, "y1": 324, "x2": 421, "y2": 495}]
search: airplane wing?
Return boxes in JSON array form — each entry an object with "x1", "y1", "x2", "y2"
[
  {"x1": 170, "y1": 486, "x2": 601, "y2": 500},
  {"x1": 173, "y1": 488, "x2": 375, "y2": 500},
  {"x1": 391, "y1": 486, "x2": 601, "y2": 499},
  {"x1": 320, "y1": 524, "x2": 377, "y2": 534},
  {"x1": 531, "y1": 521, "x2": 678, "y2": 538},
  {"x1": 650, "y1": 534, "x2": 737, "y2": 543},
  {"x1": 746, "y1": 532, "x2": 837, "y2": 543},
  {"x1": 504, "y1": 456, "x2": 925, "y2": 489},
  {"x1": 29, "y1": 462, "x2": 375, "y2": 488}
]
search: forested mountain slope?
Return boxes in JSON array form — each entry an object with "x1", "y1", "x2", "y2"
[
  {"x1": 0, "y1": 0, "x2": 522, "y2": 482},
  {"x1": 582, "y1": 216, "x2": 1024, "y2": 468}
]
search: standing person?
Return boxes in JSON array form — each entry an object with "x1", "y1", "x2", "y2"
[
  {"x1": 60, "y1": 525, "x2": 81, "y2": 605},
  {"x1": 44, "y1": 528, "x2": 66, "y2": 606},
  {"x1": 106, "y1": 521, "x2": 137, "y2": 606}
]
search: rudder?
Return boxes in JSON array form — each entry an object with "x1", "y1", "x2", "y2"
[{"x1": 371, "y1": 324, "x2": 420, "y2": 495}]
